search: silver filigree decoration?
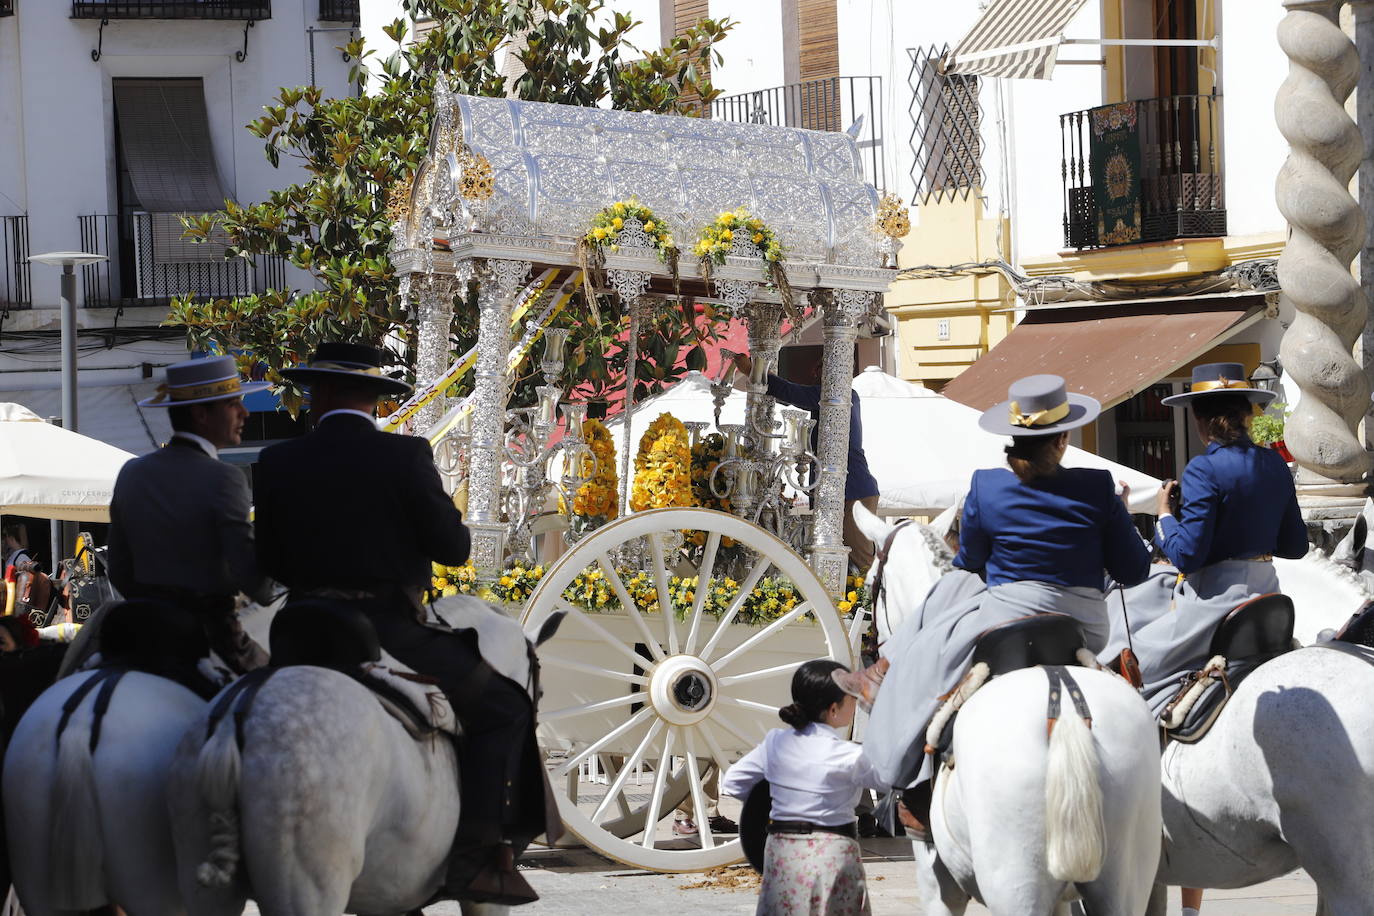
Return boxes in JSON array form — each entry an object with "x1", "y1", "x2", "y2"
[
  {"x1": 712, "y1": 277, "x2": 759, "y2": 315},
  {"x1": 607, "y1": 267, "x2": 652, "y2": 305}
]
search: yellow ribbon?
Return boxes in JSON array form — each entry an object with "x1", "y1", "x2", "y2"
[
  {"x1": 1189, "y1": 377, "x2": 1249, "y2": 393},
  {"x1": 147, "y1": 376, "x2": 243, "y2": 404},
  {"x1": 1008, "y1": 399, "x2": 1071, "y2": 428},
  {"x1": 307, "y1": 361, "x2": 385, "y2": 376}
]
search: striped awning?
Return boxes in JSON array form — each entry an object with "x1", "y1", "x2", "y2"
[{"x1": 944, "y1": 0, "x2": 1092, "y2": 80}]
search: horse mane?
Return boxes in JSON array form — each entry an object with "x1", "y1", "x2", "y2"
[{"x1": 915, "y1": 523, "x2": 955, "y2": 575}]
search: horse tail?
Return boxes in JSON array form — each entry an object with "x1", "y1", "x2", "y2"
[
  {"x1": 1044, "y1": 692, "x2": 1105, "y2": 883},
  {"x1": 194, "y1": 713, "x2": 245, "y2": 889},
  {"x1": 48, "y1": 706, "x2": 106, "y2": 910}
]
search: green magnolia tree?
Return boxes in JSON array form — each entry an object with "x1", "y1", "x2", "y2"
[{"x1": 171, "y1": 0, "x2": 732, "y2": 414}]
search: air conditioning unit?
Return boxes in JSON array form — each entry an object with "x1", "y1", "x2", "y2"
[{"x1": 131, "y1": 211, "x2": 253, "y2": 300}]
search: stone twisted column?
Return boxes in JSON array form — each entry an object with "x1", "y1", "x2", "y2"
[
  {"x1": 808, "y1": 289, "x2": 875, "y2": 597},
  {"x1": 1276, "y1": 0, "x2": 1372, "y2": 484},
  {"x1": 466, "y1": 258, "x2": 530, "y2": 580}
]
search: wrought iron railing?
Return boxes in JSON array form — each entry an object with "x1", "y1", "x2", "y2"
[
  {"x1": 71, "y1": 1, "x2": 270, "y2": 18},
  {"x1": 0, "y1": 216, "x2": 31, "y2": 309},
  {"x1": 317, "y1": 0, "x2": 356, "y2": 23},
  {"x1": 712, "y1": 76, "x2": 886, "y2": 190},
  {"x1": 79, "y1": 213, "x2": 285, "y2": 308},
  {"x1": 1061, "y1": 94, "x2": 1225, "y2": 250}
]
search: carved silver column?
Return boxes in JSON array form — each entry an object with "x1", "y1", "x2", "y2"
[
  {"x1": 414, "y1": 275, "x2": 460, "y2": 434},
  {"x1": 1276, "y1": 0, "x2": 1373, "y2": 504},
  {"x1": 808, "y1": 289, "x2": 875, "y2": 596},
  {"x1": 466, "y1": 258, "x2": 530, "y2": 580},
  {"x1": 744, "y1": 302, "x2": 784, "y2": 457}
]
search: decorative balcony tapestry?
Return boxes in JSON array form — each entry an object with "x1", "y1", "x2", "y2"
[{"x1": 1089, "y1": 101, "x2": 1142, "y2": 246}]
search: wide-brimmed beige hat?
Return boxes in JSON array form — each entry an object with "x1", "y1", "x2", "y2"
[{"x1": 139, "y1": 355, "x2": 270, "y2": 408}]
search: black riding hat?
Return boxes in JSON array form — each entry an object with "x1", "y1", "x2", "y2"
[{"x1": 280, "y1": 342, "x2": 413, "y2": 396}]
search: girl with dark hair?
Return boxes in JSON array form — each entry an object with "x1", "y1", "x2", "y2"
[
  {"x1": 722, "y1": 659, "x2": 884, "y2": 915},
  {"x1": 1127, "y1": 363, "x2": 1306, "y2": 716}
]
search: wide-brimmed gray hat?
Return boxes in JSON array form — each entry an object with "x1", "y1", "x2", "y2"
[
  {"x1": 1161, "y1": 362, "x2": 1276, "y2": 407},
  {"x1": 979, "y1": 374, "x2": 1101, "y2": 437},
  {"x1": 280, "y1": 342, "x2": 413, "y2": 396},
  {"x1": 138, "y1": 355, "x2": 270, "y2": 408}
]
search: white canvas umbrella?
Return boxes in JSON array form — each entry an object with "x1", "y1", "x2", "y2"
[
  {"x1": 0, "y1": 403, "x2": 135, "y2": 522},
  {"x1": 851, "y1": 367, "x2": 1161, "y2": 515}
]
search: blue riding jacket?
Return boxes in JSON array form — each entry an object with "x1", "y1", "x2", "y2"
[
  {"x1": 1155, "y1": 436, "x2": 1307, "y2": 574},
  {"x1": 954, "y1": 466, "x2": 1150, "y2": 590}
]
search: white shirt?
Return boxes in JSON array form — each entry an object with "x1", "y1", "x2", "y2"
[
  {"x1": 171, "y1": 431, "x2": 218, "y2": 459},
  {"x1": 318, "y1": 408, "x2": 378, "y2": 425},
  {"x1": 722, "y1": 722, "x2": 885, "y2": 826}
]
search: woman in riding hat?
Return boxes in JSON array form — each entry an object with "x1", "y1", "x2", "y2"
[
  {"x1": 866, "y1": 374, "x2": 1150, "y2": 836},
  {"x1": 1130, "y1": 362, "x2": 1307, "y2": 715}
]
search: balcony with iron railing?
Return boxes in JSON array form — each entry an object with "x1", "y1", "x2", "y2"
[
  {"x1": 79, "y1": 213, "x2": 285, "y2": 308},
  {"x1": 1, "y1": 215, "x2": 32, "y2": 310},
  {"x1": 1060, "y1": 94, "x2": 1225, "y2": 250},
  {"x1": 71, "y1": 0, "x2": 270, "y2": 18},
  {"x1": 712, "y1": 76, "x2": 886, "y2": 190},
  {"x1": 317, "y1": 0, "x2": 356, "y2": 23}
]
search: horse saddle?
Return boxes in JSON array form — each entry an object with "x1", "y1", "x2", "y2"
[
  {"x1": 99, "y1": 598, "x2": 219, "y2": 699},
  {"x1": 971, "y1": 613, "x2": 1085, "y2": 676},
  {"x1": 1334, "y1": 599, "x2": 1374, "y2": 648},
  {"x1": 1162, "y1": 592, "x2": 1295, "y2": 743},
  {"x1": 927, "y1": 614, "x2": 1088, "y2": 764},
  {"x1": 268, "y1": 599, "x2": 457, "y2": 739}
]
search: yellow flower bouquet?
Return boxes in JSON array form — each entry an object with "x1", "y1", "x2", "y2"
[
  {"x1": 694, "y1": 207, "x2": 795, "y2": 319},
  {"x1": 630, "y1": 413, "x2": 694, "y2": 512},
  {"x1": 577, "y1": 198, "x2": 680, "y2": 319},
  {"x1": 561, "y1": 418, "x2": 619, "y2": 535}
]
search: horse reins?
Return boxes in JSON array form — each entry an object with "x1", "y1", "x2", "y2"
[{"x1": 870, "y1": 519, "x2": 914, "y2": 648}]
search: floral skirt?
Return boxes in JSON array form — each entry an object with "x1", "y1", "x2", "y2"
[{"x1": 757, "y1": 832, "x2": 871, "y2": 915}]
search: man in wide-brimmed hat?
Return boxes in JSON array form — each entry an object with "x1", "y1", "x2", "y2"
[
  {"x1": 106, "y1": 354, "x2": 272, "y2": 673},
  {"x1": 253, "y1": 342, "x2": 543, "y2": 906}
]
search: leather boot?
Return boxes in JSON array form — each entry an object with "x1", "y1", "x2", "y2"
[
  {"x1": 462, "y1": 844, "x2": 539, "y2": 906},
  {"x1": 898, "y1": 783, "x2": 933, "y2": 844}
]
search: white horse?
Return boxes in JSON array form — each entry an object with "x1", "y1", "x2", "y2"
[
  {"x1": 168, "y1": 593, "x2": 532, "y2": 916},
  {"x1": 855, "y1": 503, "x2": 1374, "y2": 914},
  {"x1": 856, "y1": 508, "x2": 1161, "y2": 914},
  {"x1": 4, "y1": 669, "x2": 207, "y2": 916}
]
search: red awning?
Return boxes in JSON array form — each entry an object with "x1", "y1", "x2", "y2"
[{"x1": 941, "y1": 296, "x2": 1264, "y2": 410}]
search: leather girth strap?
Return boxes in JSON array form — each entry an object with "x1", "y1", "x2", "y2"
[
  {"x1": 55, "y1": 667, "x2": 129, "y2": 754},
  {"x1": 205, "y1": 668, "x2": 277, "y2": 748},
  {"x1": 1044, "y1": 665, "x2": 1092, "y2": 736}
]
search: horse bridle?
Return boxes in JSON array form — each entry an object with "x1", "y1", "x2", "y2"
[{"x1": 869, "y1": 518, "x2": 914, "y2": 647}]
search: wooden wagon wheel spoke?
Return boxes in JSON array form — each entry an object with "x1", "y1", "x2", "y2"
[
  {"x1": 682, "y1": 531, "x2": 721, "y2": 656},
  {"x1": 641, "y1": 726, "x2": 678, "y2": 849},
  {"x1": 541, "y1": 652, "x2": 649, "y2": 686},
  {"x1": 523, "y1": 507, "x2": 851, "y2": 872},
  {"x1": 717, "y1": 659, "x2": 806, "y2": 687},
  {"x1": 681, "y1": 728, "x2": 715, "y2": 849},
  {"x1": 542, "y1": 690, "x2": 644, "y2": 723},
  {"x1": 709, "y1": 602, "x2": 813, "y2": 672},
  {"x1": 591, "y1": 719, "x2": 665, "y2": 824},
  {"x1": 646, "y1": 534, "x2": 681, "y2": 655},
  {"x1": 556, "y1": 706, "x2": 656, "y2": 777},
  {"x1": 596, "y1": 553, "x2": 667, "y2": 662},
  {"x1": 697, "y1": 560, "x2": 773, "y2": 661}
]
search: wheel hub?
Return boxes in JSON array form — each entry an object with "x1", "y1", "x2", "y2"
[{"x1": 648, "y1": 654, "x2": 718, "y2": 726}]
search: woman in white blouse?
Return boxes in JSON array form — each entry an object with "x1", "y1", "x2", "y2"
[{"x1": 723, "y1": 659, "x2": 885, "y2": 915}]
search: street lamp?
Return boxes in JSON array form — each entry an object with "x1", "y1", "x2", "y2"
[
  {"x1": 26, "y1": 251, "x2": 107, "y2": 569},
  {"x1": 1249, "y1": 358, "x2": 1283, "y2": 394},
  {"x1": 27, "y1": 252, "x2": 108, "y2": 433}
]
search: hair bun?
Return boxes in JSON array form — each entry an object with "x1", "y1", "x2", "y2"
[{"x1": 778, "y1": 702, "x2": 809, "y2": 729}]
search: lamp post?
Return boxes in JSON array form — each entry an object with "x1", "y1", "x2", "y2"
[
  {"x1": 1249, "y1": 358, "x2": 1283, "y2": 394},
  {"x1": 27, "y1": 251, "x2": 107, "y2": 565}
]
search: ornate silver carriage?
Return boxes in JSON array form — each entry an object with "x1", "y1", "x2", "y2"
[{"x1": 389, "y1": 81, "x2": 901, "y2": 872}]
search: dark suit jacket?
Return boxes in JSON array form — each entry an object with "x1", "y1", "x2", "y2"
[
  {"x1": 108, "y1": 436, "x2": 262, "y2": 598},
  {"x1": 253, "y1": 412, "x2": 470, "y2": 592}
]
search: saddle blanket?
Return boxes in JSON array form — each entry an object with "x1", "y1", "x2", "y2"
[{"x1": 428, "y1": 594, "x2": 535, "y2": 699}]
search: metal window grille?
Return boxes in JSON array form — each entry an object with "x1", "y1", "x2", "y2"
[
  {"x1": 79, "y1": 213, "x2": 284, "y2": 308},
  {"x1": 712, "y1": 76, "x2": 886, "y2": 190},
  {"x1": 0, "y1": 215, "x2": 31, "y2": 309},
  {"x1": 71, "y1": 1, "x2": 270, "y2": 19},
  {"x1": 908, "y1": 45, "x2": 984, "y2": 204},
  {"x1": 317, "y1": 0, "x2": 356, "y2": 23}
]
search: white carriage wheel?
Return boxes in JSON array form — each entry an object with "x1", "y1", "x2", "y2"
[{"x1": 522, "y1": 507, "x2": 853, "y2": 872}]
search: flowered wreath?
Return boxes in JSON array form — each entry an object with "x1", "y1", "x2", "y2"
[
  {"x1": 560, "y1": 418, "x2": 619, "y2": 532},
  {"x1": 695, "y1": 207, "x2": 795, "y2": 319},
  {"x1": 577, "y1": 198, "x2": 681, "y2": 320}
]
